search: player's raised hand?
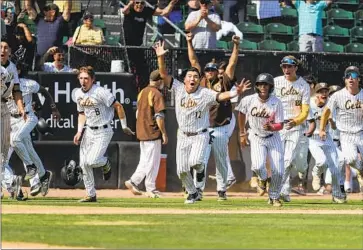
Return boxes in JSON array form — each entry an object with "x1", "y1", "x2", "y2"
[
  {"x1": 319, "y1": 130, "x2": 327, "y2": 141},
  {"x1": 162, "y1": 133, "x2": 168, "y2": 145},
  {"x1": 240, "y1": 134, "x2": 249, "y2": 148},
  {"x1": 123, "y1": 127, "x2": 135, "y2": 136},
  {"x1": 186, "y1": 33, "x2": 194, "y2": 42},
  {"x1": 236, "y1": 78, "x2": 251, "y2": 95},
  {"x1": 153, "y1": 41, "x2": 169, "y2": 57},
  {"x1": 232, "y1": 35, "x2": 240, "y2": 45}
]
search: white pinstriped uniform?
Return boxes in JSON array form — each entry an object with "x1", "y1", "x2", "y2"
[
  {"x1": 308, "y1": 99, "x2": 346, "y2": 199},
  {"x1": 326, "y1": 88, "x2": 363, "y2": 172},
  {"x1": 172, "y1": 79, "x2": 217, "y2": 195},
  {"x1": 75, "y1": 84, "x2": 116, "y2": 197},
  {"x1": 5, "y1": 78, "x2": 46, "y2": 188},
  {"x1": 236, "y1": 93, "x2": 284, "y2": 199},
  {"x1": 273, "y1": 76, "x2": 310, "y2": 196}
]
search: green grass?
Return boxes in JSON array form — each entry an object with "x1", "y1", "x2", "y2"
[
  {"x1": 2, "y1": 213, "x2": 363, "y2": 249},
  {"x1": 2, "y1": 197, "x2": 363, "y2": 210}
]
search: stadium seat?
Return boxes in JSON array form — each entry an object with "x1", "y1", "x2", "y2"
[
  {"x1": 323, "y1": 25, "x2": 350, "y2": 45},
  {"x1": 350, "y1": 26, "x2": 363, "y2": 43},
  {"x1": 216, "y1": 40, "x2": 229, "y2": 50},
  {"x1": 323, "y1": 41, "x2": 344, "y2": 53},
  {"x1": 238, "y1": 39, "x2": 258, "y2": 50},
  {"x1": 106, "y1": 35, "x2": 120, "y2": 45},
  {"x1": 332, "y1": 0, "x2": 359, "y2": 12},
  {"x1": 264, "y1": 23, "x2": 294, "y2": 43},
  {"x1": 236, "y1": 22, "x2": 264, "y2": 42},
  {"x1": 327, "y1": 8, "x2": 355, "y2": 28},
  {"x1": 355, "y1": 10, "x2": 363, "y2": 26},
  {"x1": 246, "y1": 4, "x2": 258, "y2": 23},
  {"x1": 287, "y1": 40, "x2": 299, "y2": 51},
  {"x1": 280, "y1": 7, "x2": 298, "y2": 26},
  {"x1": 258, "y1": 40, "x2": 286, "y2": 51},
  {"x1": 345, "y1": 42, "x2": 363, "y2": 53},
  {"x1": 93, "y1": 18, "x2": 106, "y2": 29},
  {"x1": 322, "y1": 11, "x2": 328, "y2": 27}
]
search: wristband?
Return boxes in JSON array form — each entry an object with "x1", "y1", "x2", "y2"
[
  {"x1": 229, "y1": 89, "x2": 237, "y2": 98},
  {"x1": 77, "y1": 124, "x2": 84, "y2": 133},
  {"x1": 121, "y1": 118, "x2": 127, "y2": 129}
]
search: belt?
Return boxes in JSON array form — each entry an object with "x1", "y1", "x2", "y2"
[
  {"x1": 333, "y1": 139, "x2": 340, "y2": 142},
  {"x1": 306, "y1": 33, "x2": 321, "y2": 37},
  {"x1": 11, "y1": 112, "x2": 29, "y2": 118},
  {"x1": 213, "y1": 120, "x2": 230, "y2": 128},
  {"x1": 183, "y1": 128, "x2": 208, "y2": 137},
  {"x1": 88, "y1": 124, "x2": 109, "y2": 130},
  {"x1": 255, "y1": 133, "x2": 273, "y2": 139}
]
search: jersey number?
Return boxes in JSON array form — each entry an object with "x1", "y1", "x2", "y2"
[
  {"x1": 95, "y1": 108, "x2": 100, "y2": 115},
  {"x1": 195, "y1": 111, "x2": 202, "y2": 118}
]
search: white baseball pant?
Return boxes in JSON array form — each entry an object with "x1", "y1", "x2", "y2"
[
  {"x1": 80, "y1": 127, "x2": 113, "y2": 197},
  {"x1": 177, "y1": 131, "x2": 209, "y2": 195},
  {"x1": 249, "y1": 133, "x2": 284, "y2": 199},
  {"x1": 280, "y1": 128, "x2": 304, "y2": 196},
  {"x1": 309, "y1": 136, "x2": 346, "y2": 199},
  {"x1": 340, "y1": 132, "x2": 363, "y2": 172},
  {"x1": 293, "y1": 135, "x2": 309, "y2": 179},
  {"x1": 325, "y1": 146, "x2": 346, "y2": 185},
  {"x1": 226, "y1": 114, "x2": 236, "y2": 181},
  {"x1": 1, "y1": 103, "x2": 10, "y2": 170},
  {"x1": 130, "y1": 139, "x2": 161, "y2": 192}
]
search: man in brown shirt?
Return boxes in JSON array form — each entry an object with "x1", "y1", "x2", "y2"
[
  {"x1": 125, "y1": 70, "x2": 168, "y2": 198},
  {"x1": 187, "y1": 33, "x2": 241, "y2": 201}
]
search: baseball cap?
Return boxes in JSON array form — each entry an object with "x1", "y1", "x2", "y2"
[
  {"x1": 43, "y1": 3, "x2": 59, "y2": 12},
  {"x1": 314, "y1": 82, "x2": 329, "y2": 93},
  {"x1": 344, "y1": 66, "x2": 360, "y2": 78},
  {"x1": 150, "y1": 70, "x2": 162, "y2": 81},
  {"x1": 204, "y1": 63, "x2": 218, "y2": 71},
  {"x1": 200, "y1": 0, "x2": 211, "y2": 5},
  {"x1": 83, "y1": 12, "x2": 94, "y2": 20},
  {"x1": 328, "y1": 85, "x2": 341, "y2": 95},
  {"x1": 281, "y1": 56, "x2": 298, "y2": 66}
]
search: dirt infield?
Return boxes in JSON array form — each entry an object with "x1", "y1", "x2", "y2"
[{"x1": 2, "y1": 241, "x2": 93, "y2": 249}]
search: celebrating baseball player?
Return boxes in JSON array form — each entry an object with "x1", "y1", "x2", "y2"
[
  {"x1": 73, "y1": 66, "x2": 134, "y2": 202},
  {"x1": 125, "y1": 68, "x2": 168, "y2": 199},
  {"x1": 186, "y1": 33, "x2": 240, "y2": 200},
  {"x1": 236, "y1": 73, "x2": 284, "y2": 207},
  {"x1": 308, "y1": 82, "x2": 347, "y2": 203},
  {"x1": 320, "y1": 66, "x2": 363, "y2": 196},
  {"x1": 154, "y1": 41, "x2": 251, "y2": 204},
  {"x1": 274, "y1": 55, "x2": 310, "y2": 202}
]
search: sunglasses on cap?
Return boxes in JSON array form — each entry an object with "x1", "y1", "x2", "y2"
[
  {"x1": 281, "y1": 58, "x2": 297, "y2": 65},
  {"x1": 135, "y1": 1, "x2": 145, "y2": 5},
  {"x1": 344, "y1": 72, "x2": 359, "y2": 79}
]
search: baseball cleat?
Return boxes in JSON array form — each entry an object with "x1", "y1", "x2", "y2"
[
  {"x1": 312, "y1": 174, "x2": 321, "y2": 191},
  {"x1": 24, "y1": 164, "x2": 37, "y2": 181},
  {"x1": 332, "y1": 196, "x2": 347, "y2": 204},
  {"x1": 256, "y1": 179, "x2": 267, "y2": 196},
  {"x1": 125, "y1": 180, "x2": 142, "y2": 195},
  {"x1": 16, "y1": 189, "x2": 28, "y2": 201},
  {"x1": 208, "y1": 175, "x2": 217, "y2": 180},
  {"x1": 226, "y1": 178, "x2": 237, "y2": 190},
  {"x1": 316, "y1": 186, "x2": 325, "y2": 195},
  {"x1": 291, "y1": 185, "x2": 306, "y2": 196},
  {"x1": 145, "y1": 190, "x2": 161, "y2": 198},
  {"x1": 267, "y1": 198, "x2": 273, "y2": 205},
  {"x1": 184, "y1": 192, "x2": 199, "y2": 204},
  {"x1": 40, "y1": 170, "x2": 53, "y2": 196},
  {"x1": 79, "y1": 195, "x2": 97, "y2": 202},
  {"x1": 272, "y1": 199, "x2": 282, "y2": 207},
  {"x1": 196, "y1": 188, "x2": 203, "y2": 201},
  {"x1": 102, "y1": 160, "x2": 112, "y2": 181},
  {"x1": 217, "y1": 190, "x2": 227, "y2": 201},
  {"x1": 344, "y1": 181, "x2": 352, "y2": 193},
  {"x1": 280, "y1": 194, "x2": 291, "y2": 202},
  {"x1": 30, "y1": 183, "x2": 42, "y2": 196},
  {"x1": 11, "y1": 175, "x2": 22, "y2": 199},
  {"x1": 249, "y1": 176, "x2": 258, "y2": 188}
]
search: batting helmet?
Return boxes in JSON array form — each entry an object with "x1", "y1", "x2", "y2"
[
  {"x1": 36, "y1": 118, "x2": 53, "y2": 136},
  {"x1": 255, "y1": 73, "x2": 274, "y2": 94},
  {"x1": 61, "y1": 160, "x2": 83, "y2": 186}
]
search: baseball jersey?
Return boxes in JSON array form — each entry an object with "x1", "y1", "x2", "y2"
[
  {"x1": 1, "y1": 61, "x2": 19, "y2": 100},
  {"x1": 7, "y1": 78, "x2": 40, "y2": 115},
  {"x1": 171, "y1": 78, "x2": 218, "y2": 133},
  {"x1": 136, "y1": 86, "x2": 166, "y2": 141},
  {"x1": 75, "y1": 84, "x2": 116, "y2": 127},
  {"x1": 329, "y1": 108, "x2": 340, "y2": 140},
  {"x1": 273, "y1": 76, "x2": 310, "y2": 129},
  {"x1": 1, "y1": 66, "x2": 10, "y2": 96},
  {"x1": 43, "y1": 62, "x2": 73, "y2": 73},
  {"x1": 310, "y1": 98, "x2": 330, "y2": 136},
  {"x1": 236, "y1": 93, "x2": 284, "y2": 137},
  {"x1": 326, "y1": 88, "x2": 363, "y2": 133}
]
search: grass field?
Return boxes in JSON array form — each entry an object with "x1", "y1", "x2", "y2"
[{"x1": 2, "y1": 193, "x2": 363, "y2": 249}]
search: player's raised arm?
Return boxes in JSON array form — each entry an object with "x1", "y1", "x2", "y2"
[
  {"x1": 154, "y1": 41, "x2": 173, "y2": 88},
  {"x1": 224, "y1": 35, "x2": 240, "y2": 80},
  {"x1": 319, "y1": 107, "x2": 331, "y2": 141},
  {"x1": 216, "y1": 78, "x2": 251, "y2": 102},
  {"x1": 186, "y1": 33, "x2": 202, "y2": 73},
  {"x1": 113, "y1": 101, "x2": 135, "y2": 136}
]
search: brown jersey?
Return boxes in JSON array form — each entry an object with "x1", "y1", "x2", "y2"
[
  {"x1": 200, "y1": 73, "x2": 233, "y2": 127},
  {"x1": 136, "y1": 86, "x2": 166, "y2": 141}
]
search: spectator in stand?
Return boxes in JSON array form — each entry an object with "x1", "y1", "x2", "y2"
[
  {"x1": 8, "y1": 23, "x2": 35, "y2": 69},
  {"x1": 1, "y1": 17, "x2": 6, "y2": 37},
  {"x1": 72, "y1": 12, "x2": 104, "y2": 45},
  {"x1": 157, "y1": 0, "x2": 186, "y2": 36},
  {"x1": 54, "y1": 0, "x2": 82, "y2": 38},
  {"x1": 293, "y1": 0, "x2": 332, "y2": 52},
  {"x1": 122, "y1": 0, "x2": 178, "y2": 46},
  {"x1": 40, "y1": 46, "x2": 73, "y2": 72},
  {"x1": 223, "y1": 0, "x2": 247, "y2": 24},
  {"x1": 185, "y1": 0, "x2": 221, "y2": 49},
  {"x1": 35, "y1": 2, "x2": 71, "y2": 60},
  {"x1": 4, "y1": 7, "x2": 17, "y2": 35},
  {"x1": 252, "y1": 0, "x2": 281, "y2": 26}
]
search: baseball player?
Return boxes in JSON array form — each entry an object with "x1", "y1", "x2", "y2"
[
  {"x1": 187, "y1": 33, "x2": 241, "y2": 200},
  {"x1": 125, "y1": 66, "x2": 167, "y2": 199},
  {"x1": 4, "y1": 62, "x2": 59, "y2": 197},
  {"x1": 308, "y1": 82, "x2": 347, "y2": 203},
  {"x1": 154, "y1": 41, "x2": 250, "y2": 204},
  {"x1": 320, "y1": 66, "x2": 363, "y2": 197},
  {"x1": 236, "y1": 73, "x2": 284, "y2": 207},
  {"x1": 74, "y1": 66, "x2": 134, "y2": 202},
  {"x1": 274, "y1": 56, "x2": 311, "y2": 202}
]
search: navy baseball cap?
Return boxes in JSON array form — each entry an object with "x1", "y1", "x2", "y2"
[
  {"x1": 281, "y1": 56, "x2": 298, "y2": 66},
  {"x1": 204, "y1": 63, "x2": 218, "y2": 71}
]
